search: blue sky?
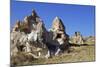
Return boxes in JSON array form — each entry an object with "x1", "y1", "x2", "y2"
[{"x1": 11, "y1": 1, "x2": 95, "y2": 36}]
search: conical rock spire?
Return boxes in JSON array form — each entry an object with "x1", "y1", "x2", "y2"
[{"x1": 52, "y1": 16, "x2": 65, "y2": 31}]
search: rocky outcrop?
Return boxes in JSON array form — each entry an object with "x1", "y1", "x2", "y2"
[
  {"x1": 51, "y1": 16, "x2": 65, "y2": 31},
  {"x1": 49, "y1": 16, "x2": 70, "y2": 53},
  {"x1": 11, "y1": 9, "x2": 70, "y2": 65},
  {"x1": 50, "y1": 16, "x2": 69, "y2": 44},
  {"x1": 71, "y1": 32, "x2": 84, "y2": 45},
  {"x1": 12, "y1": 9, "x2": 44, "y2": 34},
  {"x1": 11, "y1": 9, "x2": 48, "y2": 59}
]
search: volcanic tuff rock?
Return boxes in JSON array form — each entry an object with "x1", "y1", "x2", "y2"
[
  {"x1": 51, "y1": 16, "x2": 65, "y2": 31},
  {"x1": 11, "y1": 9, "x2": 48, "y2": 57},
  {"x1": 50, "y1": 16, "x2": 69, "y2": 43},
  {"x1": 71, "y1": 32, "x2": 84, "y2": 45},
  {"x1": 11, "y1": 9, "x2": 70, "y2": 65},
  {"x1": 12, "y1": 9, "x2": 44, "y2": 34}
]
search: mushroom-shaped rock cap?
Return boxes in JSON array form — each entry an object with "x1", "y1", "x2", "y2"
[{"x1": 52, "y1": 16, "x2": 65, "y2": 31}]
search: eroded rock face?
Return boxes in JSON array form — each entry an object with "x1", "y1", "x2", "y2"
[
  {"x1": 50, "y1": 16, "x2": 69, "y2": 44},
  {"x1": 72, "y1": 32, "x2": 84, "y2": 45},
  {"x1": 11, "y1": 10, "x2": 70, "y2": 64},
  {"x1": 49, "y1": 16, "x2": 70, "y2": 53},
  {"x1": 11, "y1": 9, "x2": 48, "y2": 59},
  {"x1": 12, "y1": 9, "x2": 44, "y2": 34},
  {"x1": 52, "y1": 16, "x2": 65, "y2": 31}
]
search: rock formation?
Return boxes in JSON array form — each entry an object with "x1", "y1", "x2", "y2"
[
  {"x1": 71, "y1": 32, "x2": 84, "y2": 45},
  {"x1": 11, "y1": 9, "x2": 70, "y2": 65},
  {"x1": 11, "y1": 9, "x2": 48, "y2": 58},
  {"x1": 49, "y1": 16, "x2": 70, "y2": 53},
  {"x1": 50, "y1": 16, "x2": 69, "y2": 44},
  {"x1": 51, "y1": 16, "x2": 65, "y2": 31}
]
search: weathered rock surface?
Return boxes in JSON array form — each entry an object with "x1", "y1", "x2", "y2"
[
  {"x1": 71, "y1": 32, "x2": 84, "y2": 45},
  {"x1": 50, "y1": 16, "x2": 69, "y2": 45},
  {"x1": 11, "y1": 9, "x2": 48, "y2": 58},
  {"x1": 11, "y1": 9, "x2": 70, "y2": 65}
]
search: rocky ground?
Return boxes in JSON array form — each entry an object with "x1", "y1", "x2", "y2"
[{"x1": 11, "y1": 44, "x2": 95, "y2": 66}]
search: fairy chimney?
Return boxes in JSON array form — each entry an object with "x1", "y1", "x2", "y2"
[
  {"x1": 50, "y1": 16, "x2": 69, "y2": 45},
  {"x1": 72, "y1": 32, "x2": 84, "y2": 45},
  {"x1": 52, "y1": 16, "x2": 65, "y2": 31}
]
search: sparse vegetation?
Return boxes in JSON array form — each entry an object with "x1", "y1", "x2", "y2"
[
  {"x1": 11, "y1": 45, "x2": 95, "y2": 66},
  {"x1": 31, "y1": 45, "x2": 95, "y2": 65}
]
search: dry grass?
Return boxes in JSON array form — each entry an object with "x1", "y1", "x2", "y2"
[
  {"x1": 30, "y1": 45, "x2": 95, "y2": 65},
  {"x1": 11, "y1": 45, "x2": 95, "y2": 66}
]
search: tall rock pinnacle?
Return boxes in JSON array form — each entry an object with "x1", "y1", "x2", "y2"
[
  {"x1": 50, "y1": 16, "x2": 69, "y2": 45},
  {"x1": 52, "y1": 16, "x2": 65, "y2": 31}
]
